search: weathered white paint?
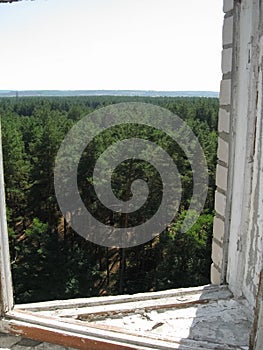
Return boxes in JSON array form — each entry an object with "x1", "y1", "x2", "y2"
[
  {"x1": 0, "y1": 0, "x2": 262, "y2": 348},
  {"x1": 0, "y1": 123, "x2": 13, "y2": 316},
  {"x1": 15, "y1": 285, "x2": 216, "y2": 312},
  {"x1": 226, "y1": 0, "x2": 263, "y2": 308},
  {"x1": 26, "y1": 285, "x2": 232, "y2": 318},
  {"x1": 242, "y1": 35, "x2": 263, "y2": 308},
  {"x1": 91, "y1": 299, "x2": 251, "y2": 349},
  {"x1": 226, "y1": 38, "x2": 252, "y2": 293},
  {"x1": 212, "y1": 2, "x2": 263, "y2": 347},
  {"x1": 223, "y1": 0, "x2": 234, "y2": 13},
  {"x1": 5, "y1": 285, "x2": 251, "y2": 350}
]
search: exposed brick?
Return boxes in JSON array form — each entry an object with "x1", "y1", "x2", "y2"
[
  {"x1": 223, "y1": 16, "x2": 233, "y2": 46},
  {"x1": 215, "y1": 191, "x2": 227, "y2": 217},
  {"x1": 213, "y1": 216, "x2": 225, "y2": 244},
  {"x1": 217, "y1": 137, "x2": 229, "y2": 165},
  {"x1": 219, "y1": 79, "x2": 231, "y2": 106},
  {"x1": 223, "y1": 0, "x2": 234, "y2": 13},
  {"x1": 211, "y1": 263, "x2": 222, "y2": 285},
  {"x1": 216, "y1": 164, "x2": 228, "y2": 191},
  {"x1": 222, "y1": 48, "x2": 233, "y2": 74},
  {"x1": 218, "y1": 108, "x2": 230, "y2": 133}
]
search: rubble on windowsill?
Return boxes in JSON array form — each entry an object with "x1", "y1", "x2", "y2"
[{"x1": 12, "y1": 285, "x2": 253, "y2": 350}]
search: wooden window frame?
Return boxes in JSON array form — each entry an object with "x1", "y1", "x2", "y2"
[{"x1": 1, "y1": 1, "x2": 259, "y2": 348}]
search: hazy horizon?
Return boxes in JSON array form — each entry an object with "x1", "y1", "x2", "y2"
[{"x1": 0, "y1": 89, "x2": 219, "y2": 98}]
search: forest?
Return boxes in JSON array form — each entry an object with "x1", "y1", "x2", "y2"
[{"x1": 0, "y1": 95, "x2": 219, "y2": 303}]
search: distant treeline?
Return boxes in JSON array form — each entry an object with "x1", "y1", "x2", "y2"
[
  {"x1": 0, "y1": 95, "x2": 218, "y2": 303},
  {"x1": 0, "y1": 90, "x2": 219, "y2": 98}
]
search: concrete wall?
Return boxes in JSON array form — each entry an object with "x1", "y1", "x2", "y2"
[{"x1": 212, "y1": 0, "x2": 263, "y2": 314}]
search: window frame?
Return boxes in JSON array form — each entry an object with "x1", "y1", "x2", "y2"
[
  {"x1": 0, "y1": 123, "x2": 14, "y2": 316},
  {"x1": 1, "y1": 283, "x2": 237, "y2": 350},
  {"x1": 1, "y1": 1, "x2": 260, "y2": 348}
]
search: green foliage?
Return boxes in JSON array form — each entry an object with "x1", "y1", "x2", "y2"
[
  {"x1": 156, "y1": 211, "x2": 214, "y2": 289},
  {"x1": 0, "y1": 95, "x2": 218, "y2": 302}
]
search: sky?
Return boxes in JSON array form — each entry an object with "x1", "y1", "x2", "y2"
[{"x1": 0, "y1": 0, "x2": 224, "y2": 92}]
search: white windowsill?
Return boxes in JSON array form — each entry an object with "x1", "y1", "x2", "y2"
[{"x1": 0, "y1": 285, "x2": 253, "y2": 350}]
